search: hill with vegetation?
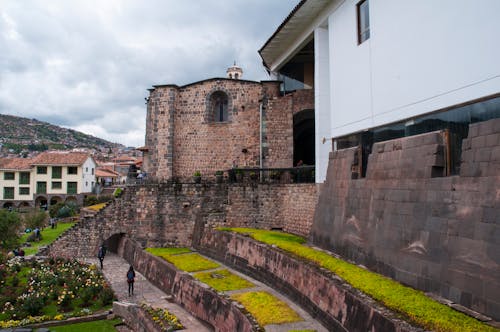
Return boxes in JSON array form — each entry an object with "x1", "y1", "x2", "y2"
[{"x1": 0, "y1": 113, "x2": 122, "y2": 153}]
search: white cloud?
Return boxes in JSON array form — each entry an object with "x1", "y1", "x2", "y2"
[{"x1": 0, "y1": 0, "x2": 299, "y2": 147}]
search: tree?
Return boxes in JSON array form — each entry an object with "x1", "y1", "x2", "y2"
[
  {"x1": 0, "y1": 209, "x2": 22, "y2": 249},
  {"x1": 23, "y1": 210, "x2": 47, "y2": 230}
]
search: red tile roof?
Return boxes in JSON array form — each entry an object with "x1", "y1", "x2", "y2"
[
  {"x1": 96, "y1": 167, "x2": 119, "y2": 178},
  {"x1": 31, "y1": 151, "x2": 90, "y2": 166},
  {"x1": 0, "y1": 158, "x2": 33, "y2": 170}
]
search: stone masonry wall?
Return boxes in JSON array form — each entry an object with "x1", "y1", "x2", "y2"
[
  {"x1": 311, "y1": 118, "x2": 500, "y2": 320},
  {"x1": 264, "y1": 89, "x2": 314, "y2": 168},
  {"x1": 226, "y1": 184, "x2": 317, "y2": 237},
  {"x1": 118, "y1": 237, "x2": 256, "y2": 332},
  {"x1": 46, "y1": 182, "x2": 317, "y2": 258},
  {"x1": 144, "y1": 78, "x2": 314, "y2": 181},
  {"x1": 198, "y1": 229, "x2": 420, "y2": 332}
]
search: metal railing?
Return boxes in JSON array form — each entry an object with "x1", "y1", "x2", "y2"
[
  {"x1": 126, "y1": 166, "x2": 316, "y2": 185},
  {"x1": 226, "y1": 166, "x2": 315, "y2": 184}
]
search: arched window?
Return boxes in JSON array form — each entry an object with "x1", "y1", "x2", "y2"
[{"x1": 210, "y1": 91, "x2": 229, "y2": 122}]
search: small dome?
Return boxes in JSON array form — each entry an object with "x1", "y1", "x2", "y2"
[{"x1": 227, "y1": 61, "x2": 243, "y2": 80}]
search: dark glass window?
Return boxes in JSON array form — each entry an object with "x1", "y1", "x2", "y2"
[
  {"x1": 19, "y1": 172, "x2": 30, "y2": 185},
  {"x1": 335, "y1": 95, "x2": 500, "y2": 176},
  {"x1": 37, "y1": 166, "x2": 47, "y2": 174},
  {"x1": 67, "y1": 166, "x2": 78, "y2": 175},
  {"x1": 357, "y1": 0, "x2": 370, "y2": 44},
  {"x1": 210, "y1": 91, "x2": 229, "y2": 122},
  {"x1": 4, "y1": 172, "x2": 14, "y2": 180},
  {"x1": 67, "y1": 182, "x2": 77, "y2": 194},
  {"x1": 52, "y1": 166, "x2": 62, "y2": 179},
  {"x1": 19, "y1": 187, "x2": 30, "y2": 195},
  {"x1": 3, "y1": 187, "x2": 14, "y2": 199},
  {"x1": 52, "y1": 181, "x2": 62, "y2": 189}
]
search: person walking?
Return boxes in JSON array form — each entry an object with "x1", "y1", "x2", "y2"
[
  {"x1": 127, "y1": 266, "x2": 136, "y2": 296},
  {"x1": 97, "y1": 245, "x2": 106, "y2": 269}
]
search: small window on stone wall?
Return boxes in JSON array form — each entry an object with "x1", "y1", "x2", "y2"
[{"x1": 209, "y1": 91, "x2": 229, "y2": 122}]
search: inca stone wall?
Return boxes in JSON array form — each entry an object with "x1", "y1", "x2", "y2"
[
  {"x1": 198, "y1": 229, "x2": 420, "y2": 332},
  {"x1": 46, "y1": 182, "x2": 317, "y2": 258},
  {"x1": 143, "y1": 78, "x2": 314, "y2": 181},
  {"x1": 117, "y1": 237, "x2": 257, "y2": 332},
  {"x1": 311, "y1": 118, "x2": 500, "y2": 320}
]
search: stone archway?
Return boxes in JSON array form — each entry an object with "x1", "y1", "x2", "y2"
[
  {"x1": 104, "y1": 233, "x2": 127, "y2": 254},
  {"x1": 293, "y1": 109, "x2": 315, "y2": 166},
  {"x1": 35, "y1": 196, "x2": 48, "y2": 210},
  {"x1": 50, "y1": 196, "x2": 63, "y2": 206},
  {"x1": 3, "y1": 202, "x2": 14, "y2": 210}
]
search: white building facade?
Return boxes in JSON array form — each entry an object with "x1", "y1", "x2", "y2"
[{"x1": 260, "y1": 0, "x2": 500, "y2": 182}]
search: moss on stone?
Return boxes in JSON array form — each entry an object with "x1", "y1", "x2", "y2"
[
  {"x1": 231, "y1": 291, "x2": 302, "y2": 327},
  {"x1": 222, "y1": 227, "x2": 497, "y2": 332}
]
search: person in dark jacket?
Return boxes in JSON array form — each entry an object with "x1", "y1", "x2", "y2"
[
  {"x1": 97, "y1": 245, "x2": 107, "y2": 269},
  {"x1": 127, "y1": 265, "x2": 136, "y2": 296}
]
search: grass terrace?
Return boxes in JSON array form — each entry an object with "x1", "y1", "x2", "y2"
[
  {"x1": 145, "y1": 247, "x2": 219, "y2": 272},
  {"x1": 193, "y1": 269, "x2": 254, "y2": 292},
  {"x1": 44, "y1": 318, "x2": 122, "y2": 332},
  {"x1": 220, "y1": 227, "x2": 497, "y2": 332},
  {"x1": 231, "y1": 291, "x2": 302, "y2": 326},
  {"x1": 20, "y1": 222, "x2": 75, "y2": 255}
]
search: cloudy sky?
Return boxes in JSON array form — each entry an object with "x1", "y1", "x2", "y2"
[{"x1": 0, "y1": 0, "x2": 299, "y2": 147}]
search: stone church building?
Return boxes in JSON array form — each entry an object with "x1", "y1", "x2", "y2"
[{"x1": 141, "y1": 64, "x2": 314, "y2": 181}]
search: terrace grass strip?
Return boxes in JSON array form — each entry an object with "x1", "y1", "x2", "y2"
[
  {"x1": 220, "y1": 227, "x2": 497, "y2": 332},
  {"x1": 146, "y1": 248, "x2": 220, "y2": 272},
  {"x1": 231, "y1": 291, "x2": 303, "y2": 327},
  {"x1": 20, "y1": 222, "x2": 75, "y2": 255},
  {"x1": 193, "y1": 269, "x2": 255, "y2": 292}
]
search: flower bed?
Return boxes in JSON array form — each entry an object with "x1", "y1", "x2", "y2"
[
  {"x1": 141, "y1": 303, "x2": 183, "y2": 331},
  {"x1": 0, "y1": 257, "x2": 115, "y2": 328}
]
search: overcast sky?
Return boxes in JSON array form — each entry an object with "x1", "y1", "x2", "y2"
[{"x1": 0, "y1": 0, "x2": 299, "y2": 147}]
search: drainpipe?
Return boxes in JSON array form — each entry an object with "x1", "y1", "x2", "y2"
[{"x1": 259, "y1": 102, "x2": 263, "y2": 171}]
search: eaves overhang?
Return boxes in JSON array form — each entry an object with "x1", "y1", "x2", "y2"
[{"x1": 259, "y1": 0, "x2": 334, "y2": 72}]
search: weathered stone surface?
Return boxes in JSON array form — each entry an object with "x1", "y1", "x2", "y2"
[
  {"x1": 118, "y1": 237, "x2": 255, "y2": 332},
  {"x1": 198, "y1": 229, "x2": 421, "y2": 332},
  {"x1": 143, "y1": 79, "x2": 314, "y2": 181},
  {"x1": 311, "y1": 119, "x2": 500, "y2": 320}
]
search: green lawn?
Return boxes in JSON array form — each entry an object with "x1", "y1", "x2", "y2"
[
  {"x1": 20, "y1": 222, "x2": 75, "y2": 255},
  {"x1": 221, "y1": 228, "x2": 497, "y2": 332},
  {"x1": 231, "y1": 291, "x2": 302, "y2": 326},
  {"x1": 39, "y1": 318, "x2": 122, "y2": 332},
  {"x1": 146, "y1": 247, "x2": 220, "y2": 272},
  {"x1": 193, "y1": 269, "x2": 254, "y2": 291}
]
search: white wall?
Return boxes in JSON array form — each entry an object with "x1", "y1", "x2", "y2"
[
  {"x1": 314, "y1": 25, "x2": 332, "y2": 183},
  {"x1": 82, "y1": 158, "x2": 96, "y2": 193},
  {"x1": 328, "y1": 0, "x2": 500, "y2": 138}
]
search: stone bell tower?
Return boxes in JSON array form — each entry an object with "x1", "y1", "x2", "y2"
[{"x1": 226, "y1": 61, "x2": 243, "y2": 79}]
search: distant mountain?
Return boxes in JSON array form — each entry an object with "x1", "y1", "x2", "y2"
[{"x1": 0, "y1": 113, "x2": 123, "y2": 154}]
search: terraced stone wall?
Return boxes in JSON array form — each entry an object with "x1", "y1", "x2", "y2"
[
  {"x1": 311, "y1": 118, "x2": 500, "y2": 320},
  {"x1": 198, "y1": 229, "x2": 420, "y2": 332},
  {"x1": 117, "y1": 237, "x2": 257, "y2": 332}
]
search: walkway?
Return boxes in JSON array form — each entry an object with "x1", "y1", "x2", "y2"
[
  {"x1": 87, "y1": 253, "x2": 328, "y2": 332},
  {"x1": 85, "y1": 254, "x2": 211, "y2": 332}
]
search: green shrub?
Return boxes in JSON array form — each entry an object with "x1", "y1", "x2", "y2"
[
  {"x1": 97, "y1": 195, "x2": 113, "y2": 203},
  {"x1": 23, "y1": 210, "x2": 48, "y2": 230},
  {"x1": 193, "y1": 170, "x2": 201, "y2": 177},
  {"x1": 49, "y1": 202, "x2": 65, "y2": 218},
  {"x1": 99, "y1": 286, "x2": 115, "y2": 306},
  {"x1": 113, "y1": 188, "x2": 123, "y2": 198},
  {"x1": 22, "y1": 294, "x2": 45, "y2": 316},
  {"x1": 84, "y1": 196, "x2": 99, "y2": 206}
]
